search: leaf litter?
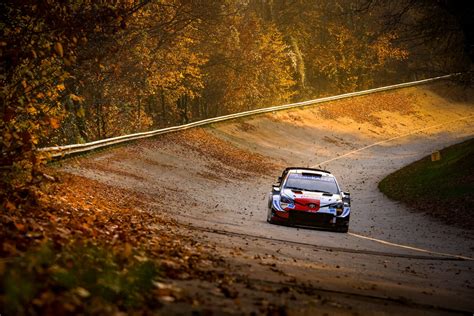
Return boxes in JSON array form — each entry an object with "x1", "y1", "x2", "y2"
[{"x1": 0, "y1": 172, "x2": 228, "y2": 315}]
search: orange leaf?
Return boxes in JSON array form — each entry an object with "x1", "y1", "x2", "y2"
[
  {"x1": 4, "y1": 200, "x2": 16, "y2": 212},
  {"x1": 54, "y1": 42, "x2": 64, "y2": 57},
  {"x1": 50, "y1": 117, "x2": 60, "y2": 129},
  {"x1": 69, "y1": 94, "x2": 84, "y2": 102},
  {"x1": 14, "y1": 222, "x2": 26, "y2": 232}
]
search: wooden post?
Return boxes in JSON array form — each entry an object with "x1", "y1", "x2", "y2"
[{"x1": 431, "y1": 151, "x2": 441, "y2": 162}]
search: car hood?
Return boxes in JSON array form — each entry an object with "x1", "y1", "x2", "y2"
[{"x1": 282, "y1": 189, "x2": 341, "y2": 206}]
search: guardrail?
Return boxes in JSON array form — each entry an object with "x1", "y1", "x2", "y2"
[{"x1": 39, "y1": 74, "x2": 456, "y2": 158}]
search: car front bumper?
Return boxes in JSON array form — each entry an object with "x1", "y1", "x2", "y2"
[{"x1": 270, "y1": 206, "x2": 349, "y2": 229}]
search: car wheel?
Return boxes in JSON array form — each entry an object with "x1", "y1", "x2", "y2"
[
  {"x1": 335, "y1": 216, "x2": 349, "y2": 233},
  {"x1": 267, "y1": 208, "x2": 274, "y2": 223},
  {"x1": 337, "y1": 226, "x2": 349, "y2": 233}
]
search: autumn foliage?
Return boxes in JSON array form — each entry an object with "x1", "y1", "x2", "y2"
[
  {"x1": 0, "y1": 173, "x2": 223, "y2": 314},
  {"x1": 0, "y1": 0, "x2": 471, "y2": 313},
  {"x1": 1, "y1": 1, "x2": 147, "y2": 199},
  {"x1": 2, "y1": 0, "x2": 468, "y2": 194}
]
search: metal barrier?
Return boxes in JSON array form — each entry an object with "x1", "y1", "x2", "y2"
[{"x1": 39, "y1": 74, "x2": 456, "y2": 158}]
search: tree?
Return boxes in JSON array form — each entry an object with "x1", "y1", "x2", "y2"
[
  {"x1": 0, "y1": 0, "x2": 146, "y2": 200},
  {"x1": 200, "y1": 9, "x2": 295, "y2": 116},
  {"x1": 355, "y1": 0, "x2": 473, "y2": 78}
]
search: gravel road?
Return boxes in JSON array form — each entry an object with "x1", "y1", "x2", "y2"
[{"x1": 64, "y1": 82, "x2": 474, "y2": 314}]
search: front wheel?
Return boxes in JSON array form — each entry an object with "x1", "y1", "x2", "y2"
[
  {"x1": 267, "y1": 208, "x2": 274, "y2": 223},
  {"x1": 335, "y1": 215, "x2": 350, "y2": 233},
  {"x1": 336, "y1": 226, "x2": 349, "y2": 233}
]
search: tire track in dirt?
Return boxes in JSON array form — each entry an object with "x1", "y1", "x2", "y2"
[{"x1": 184, "y1": 224, "x2": 469, "y2": 261}]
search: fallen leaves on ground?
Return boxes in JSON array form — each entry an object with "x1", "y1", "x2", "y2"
[
  {"x1": 0, "y1": 172, "x2": 226, "y2": 315},
  {"x1": 318, "y1": 90, "x2": 417, "y2": 127},
  {"x1": 142, "y1": 128, "x2": 282, "y2": 178}
]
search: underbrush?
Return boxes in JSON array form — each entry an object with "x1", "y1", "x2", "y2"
[{"x1": 1, "y1": 242, "x2": 161, "y2": 315}]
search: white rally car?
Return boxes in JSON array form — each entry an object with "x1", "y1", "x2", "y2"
[{"x1": 267, "y1": 167, "x2": 351, "y2": 232}]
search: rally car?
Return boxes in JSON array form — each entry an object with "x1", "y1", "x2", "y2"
[{"x1": 267, "y1": 167, "x2": 351, "y2": 232}]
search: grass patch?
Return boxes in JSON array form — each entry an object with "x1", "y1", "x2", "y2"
[{"x1": 378, "y1": 138, "x2": 474, "y2": 229}]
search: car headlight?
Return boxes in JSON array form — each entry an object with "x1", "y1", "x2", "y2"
[
  {"x1": 330, "y1": 202, "x2": 344, "y2": 215},
  {"x1": 280, "y1": 195, "x2": 294, "y2": 209}
]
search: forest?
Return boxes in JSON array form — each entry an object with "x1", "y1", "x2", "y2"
[{"x1": 1, "y1": 0, "x2": 472, "y2": 206}]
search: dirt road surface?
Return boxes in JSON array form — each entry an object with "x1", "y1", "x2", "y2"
[{"x1": 63, "y1": 81, "x2": 474, "y2": 315}]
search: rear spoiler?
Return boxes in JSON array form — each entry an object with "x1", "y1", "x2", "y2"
[
  {"x1": 276, "y1": 167, "x2": 331, "y2": 184},
  {"x1": 284, "y1": 167, "x2": 331, "y2": 174}
]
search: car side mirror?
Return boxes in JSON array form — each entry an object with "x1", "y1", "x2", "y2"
[
  {"x1": 342, "y1": 191, "x2": 351, "y2": 206},
  {"x1": 272, "y1": 185, "x2": 280, "y2": 193},
  {"x1": 277, "y1": 176, "x2": 282, "y2": 183}
]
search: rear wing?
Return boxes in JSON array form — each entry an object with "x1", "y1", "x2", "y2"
[
  {"x1": 277, "y1": 167, "x2": 331, "y2": 184},
  {"x1": 283, "y1": 167, "x2": 331, "y2": 174}
]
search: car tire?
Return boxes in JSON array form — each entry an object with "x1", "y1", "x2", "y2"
[
  {"x1": 267, "y1": 208, "x2": 274, "y2": 223},
  {"x1": 335, "y1": 215, "x2": 349, "y2": 233},
  {"x1": 337, "y1": 226, "x2": 349, "y2": 233}
]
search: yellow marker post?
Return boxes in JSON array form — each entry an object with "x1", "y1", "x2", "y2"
[{"x1": 431, "y1": 151, "x2": 441, "y2": 162}]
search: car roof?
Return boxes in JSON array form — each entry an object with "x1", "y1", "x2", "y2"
[
  {"x1": 284, "y1": 167, "x2": 332, "y2": 176},
  {"x1": 287, "y1": 169, "x2": 333, "y2": 178}
]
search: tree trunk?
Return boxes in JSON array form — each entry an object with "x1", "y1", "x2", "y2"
[
  {"x1": 137, "y1": 96, "x2": 141, "y2": 131},
  {"x1": 160, "y1": 90, "x2": 166, "y2": 126}
]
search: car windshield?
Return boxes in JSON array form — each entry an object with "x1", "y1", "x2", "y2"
[{"x1": 284, "y1": 173, "x2": 339, "y2": 194}]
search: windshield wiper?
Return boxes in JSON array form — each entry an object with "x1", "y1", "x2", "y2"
[
  {"x1": 286, "y1": 187, "x2": 307, "y2": 191},
  {"x1": 305, "y1": 189, "x2": 332, "y2": 193},
  {"x1": 286, "y1": 187, "x2": 332, "y2": 194}
]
